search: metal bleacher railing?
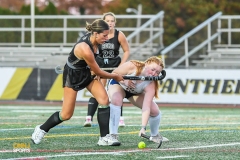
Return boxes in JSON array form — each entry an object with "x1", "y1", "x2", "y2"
[
  {"x1": 160, "y1": 11, "x2": 240, "y2": 69},
  {"x1": 0, "y1": 11, "x2": 164, "y2": 68}
]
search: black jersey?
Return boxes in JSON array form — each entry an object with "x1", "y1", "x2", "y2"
[
  {"x1": 63, "y1": 33, "x2": 95, "y2": 91},
  {"x1": 68, "y1": 33, "x2": 96, "y2": 68},
  {"x1": 98, "y1": 29, "x2": 120, "y2": 58}
]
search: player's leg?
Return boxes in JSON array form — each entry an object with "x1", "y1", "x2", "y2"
[
  {"x1": 84, "y1": 56, "x2": 106, "y2": 127},
  {"x1": 32, "y1": 87, "x2": 77, "y2": 144},
  {"x1": 148, "y1": 101, "x2": 169, "y2": 142},
  {"x1": 119, "y1": 107, "x2": 125, "y2": 127},
  {"x1": 84, "y1": 78, "x2": 109, "y2": 127},
  {"x1": 84, "y1": 97, "x2": 98, "y2": 127},
  {"x1": 87, "y1": 79, "x2": 120, "y2": 146},
  {"x1": 107, "y1": 81, "x2": 126, "y2": 144}
]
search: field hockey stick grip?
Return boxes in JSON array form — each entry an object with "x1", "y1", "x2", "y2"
[{"x1": 123, "y1": 70, "x2": 166, "y2": 81}]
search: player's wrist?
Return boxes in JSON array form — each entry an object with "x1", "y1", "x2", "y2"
[
  {"x1": 112, "y1": 72, "x2": 119, "y2": 75},
  {"x1": 142, "y1": 126, "x2": 146, "y2": 130}
]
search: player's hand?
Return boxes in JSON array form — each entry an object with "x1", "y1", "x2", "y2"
[
  {"x1": 112, "y1": 73, "x2": 124, "y2": 82},
  {"x1": 139, "y1": 128, "x2": 146, "y2": 137},
  {"x1": 94, "y1": 75, "x2": 101, "y2": 81},
  {"x1": 128, "y1": 80, "x2": 136, "y2": 89},
  {"x1": 120, "y1": 80, "x2": 136, "y2": 88}
]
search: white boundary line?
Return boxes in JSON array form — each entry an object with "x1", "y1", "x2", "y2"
[
  {"x1": 157, "y1": 155, "x2": 190, "y2": 159},
  {"x1": 1, "y1": 142, "x2": 240, "y2": 159},
  {"x1": 1, "y1": 123, "x2": 240, "y2": 131}
]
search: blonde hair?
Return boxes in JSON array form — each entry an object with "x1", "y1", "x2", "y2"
[
  {"x1": 102, "y1": 12, "x2": 117, "y2": 23},
  {"x1": 130, "y1": 56, "x2": 164, "y2": 98}
]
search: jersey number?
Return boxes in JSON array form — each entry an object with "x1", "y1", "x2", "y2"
[{"x1": 102, "y1": 50, "x2": 114, "y2": 58}]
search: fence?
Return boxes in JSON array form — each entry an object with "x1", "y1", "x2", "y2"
[
  {"x1": 160, "y1": 12, "x2": 240, "y2": 68},
  {"x1": 0, "y1": 12, "x2": 164, "y2": 68}
]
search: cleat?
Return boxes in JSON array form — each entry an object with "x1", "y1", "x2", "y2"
[
  {"x1": 97, "y1": 137, "x2": 108, "y2": 146},
  {"x1": 31, "y1": 125, "x2": 46, "y2": 144},
  {"x1": 118, "y1": 117, "x2": 125, "y2": 127},
  {"x1": 150, "y1": 134, "x2": 163, "y2": 144},
  {"x1": 162, "y1": 136, "x2": 169, "y2": 142},
  {"x1": 83, "y1": 116, "x2": 92, "y2": 127},
  {"x1": 97, "y1": 134, "x2": 121, "y2": 146}
]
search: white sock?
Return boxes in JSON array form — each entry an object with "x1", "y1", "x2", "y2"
[
  {"x1": 109, "y1": 103, "x2": 121, "y2": 134},
  {"x1": 149, "y1": 112, "x2": 161, "y2": 136}
]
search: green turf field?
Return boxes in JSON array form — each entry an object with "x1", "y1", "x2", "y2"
[{"x1": 0, "y1": 105, "x2": 240, "y2": 160}]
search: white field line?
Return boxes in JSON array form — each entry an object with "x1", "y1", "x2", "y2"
[
  {"x1": 10, "y1": 110, "x2": 59, "y2": 113},
  {"x1": 1, "y1": 123, "x2": 240, "y2": 132},
  {"x1": 0, "y1": 128, "x2": 33, "y2": 131},
  {"x1": 0, "y1": 106, "x2": 62, "y2": 109},
  {"x1": 157, "y1": 155, "x2": 190, "y2": 159},
  {"x1": 9, "y1": 110, "x2": 143, "y2": 114},
  {"x1": 1, "y1": 109, "x2": 239, "y2": 116},
  {"x1": 1, "y1": 142, "x2": 240, "y2": 159},
  {"x1": 0, "y1": 106, "x2": 223, "y2": 113}
]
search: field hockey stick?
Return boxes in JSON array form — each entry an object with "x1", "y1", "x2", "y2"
[
  {"x1": 55, "y1": 65, "x2": 63, "y2": 74},
  {"x1": 55, "y1": 65, "x2": 166, "y2": 81},
  {"x1": 141, "y1": 133, "x2": 163, "y2": 148},
  {"x1": 123, "y1": 70, "x2": 166, "y2": 81},
  {"x1": 54, "y1": 65, "x2": 116, "y2": 74}
]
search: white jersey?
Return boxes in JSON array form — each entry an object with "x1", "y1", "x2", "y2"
[{"x1": 120, "y1": 73, "x2": 151, "y2": 94}]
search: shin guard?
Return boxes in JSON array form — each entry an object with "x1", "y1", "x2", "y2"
[{"x1": 97, "y1": 107, "x2": 110, "y2": 137}]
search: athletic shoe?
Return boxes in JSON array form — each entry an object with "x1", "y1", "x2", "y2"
[
  {"x1": 119, "y1": 116, "x2": 125, "y2": 127},
  {"x1": 97, "y1": 134, "x2": 121, "y2": 146},
  {"x1": 97, "y1": 137, "x2": 108, "y2": 146},
  {"x1": 150, "y1": 134, "x2": 163, "y2": 144},
  {"x1": 31, "y1": 125, "x2": 46, "y2": 144},
  {"x1": 162, "y1": 136, "x2": 169, "y2": 142},
  {"x1": 83, "y1": 116, "x2": 92, "y2": 127}
]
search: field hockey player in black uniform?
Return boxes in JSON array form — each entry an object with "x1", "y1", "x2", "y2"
[
  {"x1": 31, "y1": 19, "x2": 123, "y2": 146},
  {"x1": 84, "y1": 12, "x2": 130, "y2": 128}
]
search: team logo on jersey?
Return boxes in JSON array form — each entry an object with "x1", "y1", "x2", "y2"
[
  {"x1": 104, "y1": 58, "x2": 109, "y2": 64},
  {"x1": 102, "y1": 43, "x2": 114, "y2": 50}
]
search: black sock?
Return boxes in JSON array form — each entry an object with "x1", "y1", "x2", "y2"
[
  {"x1": 97, "y1": 107, "x2": 110, "y2": 137},
  {"x1": 120, "y1": 106, "x2": 123, "y2": 116},
  {"x1": 40, "y1": 111, "x2": 63, "y2": 132},
  {"x1": 87, "y1": 97, "x2": 99, "y2": 120}
]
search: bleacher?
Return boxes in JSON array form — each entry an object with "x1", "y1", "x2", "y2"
[
  {"x1": 1, "y1": 12, "x2": 240, "y2": 69},
  {"x1": 160, "y1": 12, "x2": 240, "y2": 69},
  {"x1": 193, "y1": 48, "x2": 240, "y2": 68},
  {"x1": 0, "y1": 12, "x2": 164, "y2": 68},
  {"x1": 0, "y1": 46, "x2": 72, "y2": 68}
]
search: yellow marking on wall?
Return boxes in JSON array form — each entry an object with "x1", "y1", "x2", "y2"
[
  {"x1": 0, "y1": 68, "x2": 32, "y2": 99},
  {"x1": 45, "y1": 74, "x2": 63, "y2": 100}
]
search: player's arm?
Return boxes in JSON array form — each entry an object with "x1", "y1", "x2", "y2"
[
  {"x1": 141, "y1": 83, "x2": 155, "y2": 127},
  {"x1": 111, "y1": 61, "x2": 135, "y2": 75},
  {"x1": 118, "y1": 31, "x2": 130, "y2": 65},
  {"x1": 74, "y1": 43, "x2": 123, "y2": 81}
]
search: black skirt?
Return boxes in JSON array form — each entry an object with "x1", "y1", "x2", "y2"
[{"x1": 62, "y1": 64, "x2": 94, "y2": 91}]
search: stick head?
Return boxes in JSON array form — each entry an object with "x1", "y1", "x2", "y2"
[
  {"x1": 55, "y1": 65, "x2": 63, "y2": 74},
  {"x1": 159, "y1": 70, "x2": 166, "y2": 80}
]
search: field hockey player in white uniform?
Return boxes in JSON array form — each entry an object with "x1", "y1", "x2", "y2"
[{"x1": 107, "y1": 56, "x2": 169, "y2": 145}]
